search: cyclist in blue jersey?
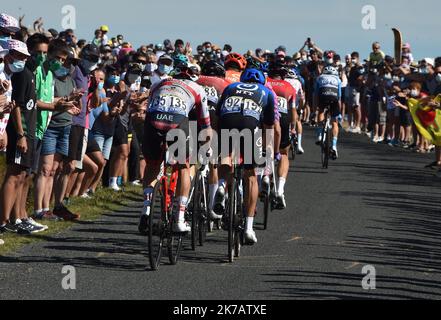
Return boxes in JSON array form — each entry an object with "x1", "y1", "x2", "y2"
[
  {"x1": 213, "y1": 68, "x2": 276, "y2": 245},
  {"x1": 315, "y1": 65, "x2": 342, "y2": 159}
]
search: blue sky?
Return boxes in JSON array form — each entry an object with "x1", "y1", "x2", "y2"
[{"x1": 2, "y1": 0, "x2": 440, "y2": 60}]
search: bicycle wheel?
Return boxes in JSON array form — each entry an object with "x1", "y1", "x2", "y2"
[
  {"x1": 321, "y1": 124, "x2": 330, "y2": 169},
  {"x1": 228, "y1": 178, "x2": 237, "y2": 263},
  {"x1": 198, "y1": 178, "x2": 208, "y2": 246},
  {"x1": 263, "y1": 192, "x2": 270, "y2": 230},
  {"x1": 168, "y1": 221, "x2": 183, "y2": 265},
  {"x1": 234, "y1": 187, "x2": 243, "y2": 258},
  {"x1": 148, "y1": 182, "x2": 165, "y2": 271},
  {"x1": 190, "y1": 176, "x2": 198, "y2": 251}
]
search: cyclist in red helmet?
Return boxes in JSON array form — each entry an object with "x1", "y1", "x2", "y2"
[{"x1": 224, "y1": 53, "x2": 247, "y2": 83}]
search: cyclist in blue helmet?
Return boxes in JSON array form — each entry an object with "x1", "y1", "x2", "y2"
[{"x1": 213, "y1": 68, "x2": 276, "y2": 245}]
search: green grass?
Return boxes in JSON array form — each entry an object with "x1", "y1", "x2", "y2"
[{"x1": 0, "y1": 155, "x2": 142, "y2": 255}]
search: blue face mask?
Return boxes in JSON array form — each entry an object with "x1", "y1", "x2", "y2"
[
  {"x1": 158, "y1": 64, "x2": 172, "y2": 75},
  {"x1": 0, "y1": 36, "x2": 10, "y2": 48},
  {"x1": 98, "y1": 82, "x2": 105, "y2": 90},
  {"x1": 54, "y1": 66, "x2": 70, "y2": 78},
  {"x1": 108, "y1": 75, "x2": 120, "y2": 85},
  {"x1": 0, "y1": 62, "x2": 4, "y2": 74},
  {"x1": 8, "y1": 59, "x2": 26, "y2": 73}
]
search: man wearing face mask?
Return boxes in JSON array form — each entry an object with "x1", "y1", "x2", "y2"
[
  {"x1": 144, "y1": 52, "x2": 157, "y2": 76},
  {"x1": 0, "y1": 39, "x2": 45, "y2": 236},
  {"x1": 150, "y1": 54, "x2": 173, "y2": 86},
  {"x1": 0, "y1": 13, "x2": 20, "y2": 50}
]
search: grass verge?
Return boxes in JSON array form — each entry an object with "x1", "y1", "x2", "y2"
[{"x1": 0, "y1": 155, "x2": 142, "y2": 255}]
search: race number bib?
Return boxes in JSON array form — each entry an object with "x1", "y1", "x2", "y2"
[
  {"x1": 222, "y1": 96, "x2": 243, "y2": 113},
  {"x1": 277, "y1": 97, "x2": 288, "y2": 114},
  {"x1": 149, "y1": 94, "x2": 187, "y2": 115},
  {"x1": 204, "y1": 86, "x2": 219, "y2": 104}
]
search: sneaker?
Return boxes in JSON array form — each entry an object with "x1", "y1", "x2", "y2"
[
  {"x1": 20, "y1": 219, "x2": 45, "y2": 234},
  {"x1": 377, "y1": 137, "x2": 384, "y2": 143},
  {"x1": 352, "y1": 127, "x2": 362, "y2": 134},
  {"x1": 131, "y1": 180, "x2": 142, "y2": 187},
  {"x1": 173, "y1": 221, "x2": 191, "y2": 233},
  {"x1": 209, "y1": 210, "x2": 223, "y2": 221},
  {"x1": 213, "y1": 186, "x2": 226, "y2": 215},
  {"x1": 297, "y1": 146, "x2": 305, "y2": 155},
  {"x1": 388, "y1": 139, "x2": 399, "y2": 147},
  {"x1": 33, "y1": 211, "x2": 64, "y2": 222},
  {"x1": 261, "y1": 176, "x2": 270, "y2": 196},
  {"x1": 4, "y1": 219, "x2": 21, "y2": 233},
  {"x1": 138, "y1": 215, "x2": 149, "y2": 235},
  {"x1": 275, "y1": 194, "x2": 287, "y2": 210},
  {"x1": 53, "y1": 206, "x2": 80, "y2": 221},
  {"x1": 244, "y1": 230, "x2": 258, "y2": 245},
  {"x1": 80, "y1": 193, "x2": 91, "y2": 199},
  {"x1": 372, "y1": 137, "x2": 379, "y2": 143},
  {"x1": 315, "y1": 135, "x2": 323, "y2": 146},
  {"x1": 109, "y1": 184, "x2": 121, "y2": 192},
  {"x1": 6, "y1": 219, "x2": 33, "y2": 235},
  {"x1": 331, "y1": 146, "x2": 339, "y2": 160},
  {"x1": 24, "y1": 218, "x2": 48, "y2": 231}
]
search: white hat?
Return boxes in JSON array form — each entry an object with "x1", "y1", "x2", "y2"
[
  {"x1": 0, "y1": 13, "x2": 20, "y2": 33},
  {"x1": 422, "y1": 58, "x2": 435, "y2": 67},
  {"x1": 7, "y1": 39, "x2": 30, "y2": 57}
]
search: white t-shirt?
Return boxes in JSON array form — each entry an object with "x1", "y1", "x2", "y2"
[
  {"x1": 0, "y1": 70, "x2": 12, "y2": 136},
  {"x1": 150, "y1": 72, "x2": 170, "y2": 87}
]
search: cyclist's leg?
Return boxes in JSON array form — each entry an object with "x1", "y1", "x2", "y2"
[{"x1": 315, "y1": 98, "x2": 326, "y2": 143}]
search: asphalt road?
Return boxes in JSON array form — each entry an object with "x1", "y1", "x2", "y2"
[{"x1": 1, "y1": 128, "x2": 441, "y2": 300}]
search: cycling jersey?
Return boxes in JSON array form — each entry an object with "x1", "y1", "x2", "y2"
[
  {"x1": 197, "y1": 75, "x2": 231, "y2": 111},
  {"x1": 285, "y1": 78, "x2": 304, "y2": 108},
  {"x1": 217, "y1": 82, "x2": 276, "y2": 126},
  {"x1": 225, "y1": 70, "x2": 241, "y2": 84},
  {"x1": 267, "y1": 78, "x2": 296, "y2": 114},
  {"x1": 148, "y1": 78, "x2": 210, "y2": 131},
  {"x1": 315, "y1": 74, "x2": 342, "y2": 101}
]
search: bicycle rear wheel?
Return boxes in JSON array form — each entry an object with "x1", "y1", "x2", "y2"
[
  {"x1": 263, "y1": 193, "x2": 270, "y2": 230},
  {"x1": 321, "y1": 124, "x2": 330, "y2": 169},
  {"x1": 168, "y1": 221, "x2": 183, "y2": 265},
  {"x1": 228, "y1": 178, "x2": 237, "y2": 263},
  {"x1": 148, "y1": 182, "x2": 165, "y2": 271}
]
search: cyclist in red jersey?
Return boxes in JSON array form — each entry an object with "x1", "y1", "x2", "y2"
[
  {"x1": 197, "y1": 60, "x2": 231, "y2": 220},
  {"x1": 266, "y1": 60, "x2": 297, "y2": 209},
  {"x1": 224, "y1": 53, "x2": 246, "y2": 83}
]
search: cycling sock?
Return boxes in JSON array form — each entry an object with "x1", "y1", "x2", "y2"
[
  {"x1": 278, "y1": 177, "x2": 286, "y2": 196},
  {"x1": 177, "y1": 196, "x2": 188, "y2": 222},
  {"x1": 109, "y1": 177, "x2": 118, "y2": 186},
  {"x1": 246, "y1": 217, "x2": 254, "y2": 232},
  {"x1": 208, "y1": 184, "x2": 218, "y2": 211},
  {"x1": 332, "y1": 137, "x2": 338, "y2": 148},
  {"x1": 316, "y1": 127, "x2": 324, "y2": 138},
  {"x1": 117, "y1": 177, "x2": 123, "y2": 186},
  {"x1": 298, "y1": 134, "x2": 303, "y2": 147}
]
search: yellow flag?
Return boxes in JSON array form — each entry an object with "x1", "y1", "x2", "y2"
[{"x1": 409, "y1": 95, "x2": 441, "y2": 146}]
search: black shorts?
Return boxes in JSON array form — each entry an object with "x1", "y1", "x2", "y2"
[
  {"x1": 279, "y1": 113, "x2": 291, "y2": 150},
  {"x1": 143, "y1": 116, "x2": 190, "y2": 162},
  {"x1": 113, "y1": 121, "x2": 129, "y2": 147},
  {"x1": 86, "y1": 134, "x2": 101, "y2": 154},
  {"x1": 318, "y1": 96, "x2": 341, "y2": 118},
  {"x1": 218, "y1": 113, "x2": 263, "y2": 171},
  {"x1": 69, "y1": 125, "x2": 86, "y2": 161},
  {"x1": 400, "y1": 109, "x2": 413, "y2": 127},
  {"x1": 6, "y1": 125, "x2": 36, "y2": 170}
]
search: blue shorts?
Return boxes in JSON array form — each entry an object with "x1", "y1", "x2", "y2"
[
  {"x1": 41, "y1": 126, "x2": 71, "y2": 157},
  {"x1": 91, "y1": 132, "x2": 113, "y2": 160}
]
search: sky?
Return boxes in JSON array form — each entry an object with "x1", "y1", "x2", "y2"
[{"x1": 2, "y1": 0, "x2": 440, "y2": 60}]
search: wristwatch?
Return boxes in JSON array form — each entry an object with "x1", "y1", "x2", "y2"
[{"x1": 17, "y1": 132, "x2": 25, "y2": 139}]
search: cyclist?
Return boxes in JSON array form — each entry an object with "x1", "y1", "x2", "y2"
[
  {"x1": 197, "y1": 60, "x2": 231, "y2": 220},
  {"x1": 285, "y1": 68, "x2": 306, "y2": 154},
  {"x1": 214, "y1": 68, "x2": 276, "y2": 244},
  {"x1": 224, "y1": 53, "x2": 247, "y2": 83},
  {"x1": 315, "y1": 65, "x2": 342, "y2": 159},
  {"x1": 139, "y1": 62, "x2": 211, "y2": 233},
  {"x1": 267, "y1": 61, "x2": 297, "y2": 209}
]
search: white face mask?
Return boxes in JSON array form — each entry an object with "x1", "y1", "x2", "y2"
[
  {"x1": 145, "y1": 63, "x2": 157, "y2": 73},
  {"x1": 410, "y1": 89, "x2": 419, "y2": 98},
  {"x1": 436, "y1": 73, "x2": 441, "y2": 83}
]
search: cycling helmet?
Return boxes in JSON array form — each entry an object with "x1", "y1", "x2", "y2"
[
  {"x1": 246, "y1": 56, "x2": 263, "y2": 70},
  {"x1": 225, "y1": 53, "x2": 247, "y2": 71},
  {"x1": 173, "y1": 54, "x2": 189, "y2": 68},
  {"x1": 201, "y1": 60, "x2": 226, "y2": 77},
  {"x1": 323, "y1": 65, "x2": 339, "y2": 76},
  {"x1": 174, "y1": 61, "x2": 199, "y2": 81},
  {"x1": 269, "y1": 60, "x2": 289, "y2": 78},
  {"x1": 286, "y1": 68, "x2": 299, "y2": 80},
  {"x1": 240, "y1": 68, "x2": 266, "y2": 85}
]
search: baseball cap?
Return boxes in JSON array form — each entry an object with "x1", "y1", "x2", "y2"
[
  {"x1": 0, "y1": 13, "x2": 20, "y2": 33},
  {"x1": 7, "y1": 39, "x2": 30, "y2": 57},
  {"x1": 422, "y1": 58, "x2": 435, "y2": 67},
  {"x1": 158, "y1": 54, "x2": 173, "y2": 63}
]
